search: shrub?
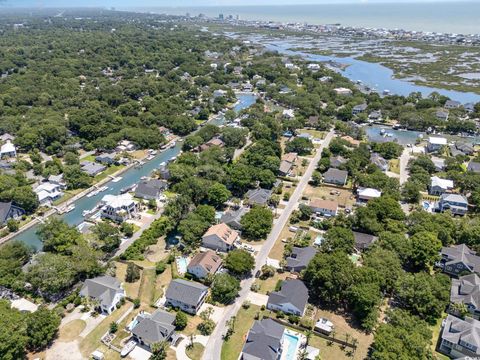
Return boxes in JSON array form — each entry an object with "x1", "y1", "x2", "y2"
[
  {"x1": 197, "y1": 319, "x2": 215, "y2": 335},
  {"x1": 175, "y1": 311, "x2": 188, "y2": 330},
  {"x1": 125, "y1": 262, "x2": 141, "y2": 283},
  {"x1": 155, "y1": 261, "x2": 167, "y2": 274},
  {"x1": 110, "y1": 322, "x2": 118, "y2": 333},
  {"x1": 288, "y1": 315, "x2": 300, "y2": 324},
  {"x1": 133, "y1": 298, "x2": 140, "y2": 308}
]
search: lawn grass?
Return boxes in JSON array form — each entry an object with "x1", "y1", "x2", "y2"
[
  {"x1": 79, "y1": 304, "x2": 131, "y2": 358},
  {"x1": 138, "y1": 267, "x2": 157, "y2": 308},
  {"x1": 52, "y1": 188, "x2": 84, "y2": 206},
  {"x1": 253, "y1": 272, "x2": 289, "y2": 295},
  {"x1": 58, "y1": 319, "x2": 86, "y2": 342},
  {"x1": 181, "y1": 314, "x2": 203, "y2": 337},
  {"x1": 94, "y1": 164, "x2": 125, "y2": 182},
  {"x1": 389, "y1": 159, "x2": 400, "y2": 174},
  {"x1": 115, "y1": 262, "x2": 140, "y2": 299},
  {"x1": 186, "y1": 343, "x2": 205, "y2": 360},
  {"x1": 430, "y1": 313, "x2": 450, "y2": 360},
  {"x1": 154, "y1": 265, "x2": 172, "y2": 302}
]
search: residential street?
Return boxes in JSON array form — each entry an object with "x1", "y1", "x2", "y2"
[
  {"x1": 399, "y1": 147, "x2": 413, "y2": 185},
  {"x1": 202, "y1": 130, "x2": 335, "y2": 360}
]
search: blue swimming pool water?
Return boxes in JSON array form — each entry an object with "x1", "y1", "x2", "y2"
[
  {"x1": 283, "y1": 333, "x2": 300, "y2": 360},
  {"x1": 176, "y1": 257, "x2": 189, "y2": 274}
]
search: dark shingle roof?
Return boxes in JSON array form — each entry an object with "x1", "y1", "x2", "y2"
[
  {"x1": 131, "y1": 309, "x2": 175, "y2": 345},
  {"x1": 286, "y1": 246, "x2": 316, "y2": 271},
  {"x1": 268, "y1": 279, "x2": 308, "y2": 314},
  {"x1": 241, "y1": 319, "x2": 285, "y2": 360},
  {"x1": 166, "y1": 279, "x2": 208, "y2": 307}
]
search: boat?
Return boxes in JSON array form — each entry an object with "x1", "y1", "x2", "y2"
[
  {"x1": 146, "y1": 154, "x2": 154, "y2": 160},
  {"x1": 120, "y1": 340, "x2": 136, "y2": 357},
  {"x1": 383, "y1": 89, "x2": 390, "y2": 95},
  {"x1": 65, "y1": 204, "x2": 75, "y2": 213},
  {"x1": 111, "y1": 176, "x2": 122, "y2": 183},
  {"x1": 149, "y1": 149, "x2": 158, "y2": 155},
  {"x1": 98, "y1": 186, "x2": 108, "y2": 192},
  {"x1": 120, "y1": 184, "x2": 135, "y2": 194},
  {"x1": 380, "y1": 128, "x2": 386, "y2": 135},
  {"x1": 86, "y1": 191, "x2": 95, "y2": 198}
]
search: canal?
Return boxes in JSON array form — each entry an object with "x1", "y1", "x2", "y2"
[{"x1": 13, "y1": 93, "x2": 257, "y2": 250}]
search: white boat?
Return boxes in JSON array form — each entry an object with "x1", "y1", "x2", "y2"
[
  {"x1": 380, "y1": 128, "x2": 386, "y2": 135},
  {"x1": 146, "y1": 154, "x2": 154, "y2": 160},
  {"x1": 98, "y1": 186, "x2": 108, "y2": 192},
  {"x1": 111, "y1": 177, "x2": 122, "y2": 183},
  {"x1": 65, "y1": 204, "x2": 75, "y2": 213},
  {"x1": 120, "y1": 340, "x2": 136, "y2": 357},
  {"x1": 86, "y1": 191, "x2": 95, "y2": 198}
]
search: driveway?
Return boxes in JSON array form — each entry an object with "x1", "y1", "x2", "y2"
[
  {"x1": 399, "y1": 148, "x2": 413, "y2": 185},
  {"x1": 202, "y1": 130, "x2": 336, "y2": 360},
  {"x1": 175, "y1": 335, "x2": 209, "y2": 360},
  {"x1": 246, "y1": 292, "x2": 269, "y2": 306}
]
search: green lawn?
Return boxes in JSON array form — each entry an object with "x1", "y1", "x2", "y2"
[
  {"x1": 138, "y1": 268, "x2": 157, "y2": 308},
  {"x1": 430, "y1": 313, "x2": 450, "y2": 360},
  {"x1": 94, "y1": 164, "x2": 125, "y2": 182},
  {"x1": 186, "y1": 342, "x2": 205, "y2": 360}
]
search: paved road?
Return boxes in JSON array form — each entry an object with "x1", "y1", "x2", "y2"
[
  {"x1": 399, "y1": 148, "x2": 413, "y2": 185},
  {"x1": 202, "y1": 130, "x2": 335, "y2": 360}
]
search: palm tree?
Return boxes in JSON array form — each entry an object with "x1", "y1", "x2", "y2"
[{"x1": 150, "y1": 341, "x2": 168, "y2": 360}]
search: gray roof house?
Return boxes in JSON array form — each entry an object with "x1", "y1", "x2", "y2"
[
  {"x1": 353, "y1": 231, "x2": 378, "y2": 252},
  {"x1": 165, "y1": 279, "x2": 208, "y2": 314},
  {"x1": 131, "y1": 309, "x2": 176, "y2": 349},
  {"x1": 81, "y1": 161, "x2": 106, "y2": 177},
  {"x1": 370, "y1": 153, "x2": 389, "y2": 172},
  {"x1": 245, "y1": 188, "x2": 272, "y2": 206},
  {"x1": 450, "y1": 274, "x2": 480, "y2": 319},
  {"x1": 79, "y1": 276, "x2": 125, "y2": 314},
  {"x1": 157, "y1": 164, "x2": 171, "y2": 180},
  {"x1": 445, "y1": 100, "x2": 462, "y2": 109},
  {"x1": 439, "y1": 314, "x2": 480, "y2": 358},
  {"x1": 437, "y1": 193, "x2": 468, "y2": 216},
  {"x1": 95, "y1": 152, "x2": 117, "y2": 165},
  {"x1": 468, "y1": 161, "x2": 480, "y2": 174},
  {"x1": 220, "y1": 207, "x2": 249, "y2": 230},
  {"x1": 352, "y1": 103, "x2": 367, "y2": 115},
  {"x1": 456, "y1": 142, "x2": 475, "y2": 156},
  {"x1": 323, "y1": 168, "x2": 348, "y2": 186},
  {"x1": 437, "y1": 244, "x2": 480, "y2": 277},
  {"x1": 285, "y1": 246, "x2": 316, "y2": 273},
  {"x1": 0, "y1": 201, "x2": 25, "y2": 225},
  {"x1": 135, "y1": 179, "x2": 168, "y2": 200},
  {"x1": 267, "y1": 279, "x2": 309, "y2": 316},
  {"x1": 330, "y1": 155, "x2": 347, "y2": 169},
  {"x1": 241, "y1": 318, "x2": 285, "y2": 360}
]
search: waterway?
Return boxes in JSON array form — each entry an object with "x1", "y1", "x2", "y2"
[
  {"x1": 13, "y1": 93, "x2": 257, "y2": 250},
  {"x1": 253, "y1": 38, "x2": 480, "y2": 104}
]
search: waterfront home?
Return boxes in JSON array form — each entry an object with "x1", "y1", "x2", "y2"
[
  {"x1": 437, "y1": 244, "x2": 480, "y2": 277},
  {"x1": 330, "y1": 155, "x2": 347, "y2": 169},
  {"x1": 131, "y1": 309, "x2": 176, "y2": 349},
  {"x1": 134, "y1": 179, "x2": 168, "y2": 200},
  {"x1": 187, "y1": 250, "x2": 222, "y2": 279},
  {"x1": 450, "y1": 274, "x2": 480, "y2": 319},
  {"x1": 445, "y1": 100, "x2": 462, "y2": 110},
  {"x1": 267, "y1": 279, "x2": 309, "y2": 316},
  {"x1": 465, "y1": 103, "x2": 476, "y2": 113},
  {"x1": 357, "y1": 187, "x2": 382, "y2": 202},
  {"x1": 245, "y1": 188, "x2": 272, "y2": 206},
  {"x1": 285, "y1": 246, "x2": 317, "y2": 273},
  {"x1": 353, "y1": 231, "x2": 378, "y2": 252},
  {"x1": 436, "y1": 110, "x2": 450, "y2": 121},
  {"x1": 352, "y1": 103, "x2": 367, "y2": 115},
  {"x1": 116, "y1": 140, "x2": 136, "y2": 152},
  {"x1": 0, "y1": 202, "x2": 25, "y2": 226},
  {"x1": 436, "y1": 193, "x2": 468, "y2": 216},
  {"x1": 368, "y1": 110, "x2": 382, "y2": 121},
  {"x1": 220, "y1": 207, "x2": 249, "y2": 230},
  {"x1": 323, "y1": 168, "x2": 348, "y2": 186},
  {"x1": 95, "y1": 153, "x2": 117, "y2": 165},
  {"x1": 439, "y1": 315, "x2": 480, "y2": 358},
  {"x1": 79, "y1": 276, "x2": 125, "y2": 314},
  {"x1": 468, "y1": 161, "x2": 480, "y2": 174},
  {"x1": 165, "y1": 279, "x2": 208, "y2": 315},
  {"x1": 47, "y1": 174, "x2": 67, "y2": 189},
  {"x1": 81, "y1": 161, "x2": 106, "y2": 177},
  {"x1": 198, "y1": 138, "x2": 224, "y2": 152},
  {"x1": 429, "y1": 176, "x2": 454, "y2": 196},
  {"x1": 201, "y1": 223, "x2": 239, "y2": 252},
  {"x1": 240, "y1": 318, "x2": 285, "y2": 360},
  {"x1": 309, "y1": 198, "x2": 338, "y2": 217},
  {"x1": 333, "y1": 87, "x2": 353, "y2": 96},
  {"x1": 370, "y1": 153, "x2": 389, "y2": 172},
  {"x1": 427, "y1": 137, "x2": 448, "y2": 153},
  {"x1": 455, "y1": 142, "x2": 475, "y2": 156},
  {"x1": 34, "y1": 182, "x2": 63, "y2": 206},
  {"x1": 157, "y1": 164, "x2": 171, "y2": 180},
  {"x1": 100, "y1": 194, "x2": 139, "y2": 223},
  {"x1": 0, "y1": 140, "x2": 16, "y2": 159}
]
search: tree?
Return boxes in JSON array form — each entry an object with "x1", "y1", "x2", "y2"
[
  {"x1": 285, "y1": 137, "x2": 314, "y2": 156},
  {"x1": 155, "y1": 261, "x2": 167, "y2": 275},
  {"x1": 322, "y1": 226, "x2": 355, "y2": 253},
  {"x1": 240, "y1": 206, "x2": 273, "y2": 240},
  {"x1": 125, "y1": 262, "x2": 141, "y2": 283},
  {"x1": 348, "y1": 281, "x2": 381, "y2": 332},
  {"x1": 175, "y1": 311, "x2": 188, "y2": 330},
  {"x1": 150, "y1": 341, "x2": 169, "y2": 360},
  {"x1": 211, "y1": 273, "x2": 240, "y2": 304},
  {"x1": 37, "y1": 218, "x2": 81, "y2": 255},
  {"x1": 401, "y1": 180, "x2": 422, "y2": 203},
  {"x1": 120, "y1": 222, "x2": 134, "y2": 238},
  {"x1": 225, "y1": 249, "x2": 255, "y2": 276},
  {"x1": 0, "y1": 300, "x2": 28, "y2": 360},
  {"x1": 109, "y1": 322, "x2": 118, "y2": 333},
  {"x1": 207, "y1": 182, "x2": 231, "y2": 208},
  {"x1": 92, "y1": 222, "x2": 120, "y2": 253},
  {"x1": 363, "y1": 248, "x2": 403, "y2": 294},
  {"x1": 260, "y1": 264, "x2": 276, "y2": 279},
  {"x1": 409, "y1": 231, "x2": 442, "y2": 270},
  {"x1": 197, "y1": 319, "x2": 215, "y2": 335},
  {"x1": 6, "y1": 219, "x2": 18, "y2": 233}
]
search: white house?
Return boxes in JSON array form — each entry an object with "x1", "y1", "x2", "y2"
[
  {"x1": 333, "y1": 87, "x2": 353, "y2": 96},
  {"x1": 427, "y1": 137, "x2": 448, "y2": 153},
  {"x1": 357, "y1": 187, "x2": 382, "y2": 202},
  {"x1": 309, "y1": 198, "x2": 338, "y2": 217},
  {"x1": 100, "y1": 194, "x2": 139, "y2": 223},
  {"x1": 429, "y1": 176, "x2": 454, "y2": 195},
  {"x1": 0, "y1": 140, "x2": 16, "y2": 159},
  {"x1": 79, "y1": 276, "x2": 125, "y2": 314},
  {"x1": 282, "y1": 109, "x2": 295, "y2": 119},
  {"x1": 34, "y1": 182, "x2": 64, "y2": 205},
  {"x1": 201, "y1": 223, "x2": 239, "y2": 252}
]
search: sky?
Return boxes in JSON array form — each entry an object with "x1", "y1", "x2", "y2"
[{"x1": 0, "y1": 0, "x2": 472, "y2": 8}]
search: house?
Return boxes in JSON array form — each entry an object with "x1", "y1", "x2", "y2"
[
  {"x1": 450, "y1": 274, "x2": 480, "y2": 319},
  {"x1": 282, "y1": 152, "x2": 298, "y2": 164},
  {"x1": 323, "y1": 168, "x2": 348, "y2": 186},
  {"x1": 95, "y1": 153, "x2": 117, "y2": 165},
  {"x1": 309, "y1": 198, "x2": 338, "y2": 217},
  {"x1": 279, "y1": 160, "x2": 294, "y2": 176},
  {"x1": 357, "y1": 187, "x2": 382, "y2": 202},
  {"x1": 352, "y1": 103, "x2": 367, "y2": 115},
  {"x1": 187, "y1": 250, "x2": 222, "y2": 279},
  {"x1": 100, "y1": 194, "x2": 139, "y2": 223},
  {"x1": 201, "y1": 223, "x2": 239, "y2": 252},
  {"x1": 319, "y1": 76, "x2": 333, "y2": 83},
  {"x1": 330, "y1": 155, "x2": 347, "y2": 168},
  {"x1": 245, "y1": 188, "x2": 272, "y2": 206},
  {"x1": 353, "y1": 231, "x2": 378, "y2": 252},
  {"x1": 240, "y1": 318, "x2": 285, "y2": 360},
  {"x1": 0, "y1": 140, "x2": 16, "y2": 159},
  {"x1": 0, "y1": 202, "x2": 25, "y2": 225},
  {"x1": 450, "y1": 145, "x2": 465, "y2": 157},
  {"x1": 34, "y1": 182, "x2": 63, "y2": 205},
  {"x1": 285, "y1": 246, "x2": 316, "y2": 272},
  {"x1": 436, "y1": 193, "x2": 468, "y2": 216},
  {"x1": 427, "y1": 137, "x2": 448, "y2": 152},
  {"x1": 47, "y1": 174, "x2": 66, "y2": 189},
  {"x1": 432, "y1": 157, "x2": 446, "y2": 171},
  {"x1": 437, "y1": 244, "x2": 480, "y2": 276},
  {"x1": 439, "y1": 315, "x2": 480, "y2": 358},
  {"x1": 79, "y1": 276, "x2": 125, "y2": 314},
  {"x1": 267, "y1": 279, "x2": 309, "y2": 316},
  {"x1": 465, "y1": 103, "x2": 475, "y2": 113},
  {"x1": 468, "y1": 161, "x2": 480, "y2": 174},
  {"x1": 368, "y1": 110, "x2": 382, "y2": 121},
  {"x1": 456, "y1": 142, "x2": 475, "y2": 156},
  {"x1": 220, "y1": 207, "x2": 249, "y2": 230},
  {"x1": 436, "y1": 110, "x2": 449, "y2": 121},
  {"x1": 429, "y1": 176, "x2": 454, "y2": 195},
  {"x1": 334, "y1": 87, "x2": 352, "y2": 96},
  {"x1": 165, "y1": 279, "x2": 208, "y2": 314},
  {"x1": 307, "y1": 63, "x2": 321, "y2": 71},
  {"x1": 198, "y1": 138, "x2": 224, "y2": 152},
  {"x1": 157, "y1": 164, "x2": 171, "y2": 180},
  {"x1": 445, "y1": 100, "x2": 462, "y2": 109},
  {"x1": 341, "y1": 136, "x2": 360, "y2": 147},
  {"x1": 370, "y1": 153, "x2": 389, "y2": 172},
  {"x1": 81, "y1": 161, "x2": 106, "y2": 177},
  {"x1": 135, "y1": 179, "x2": 168, "y2": 200},
  {"x1": 116, "y1": 140, "x2": 136, "y2": 152},
  {"x1": 0, "y1": 133, "x2": 14, "y2": 142},
  {"x1": 131, "y1": 309, "x2": 176, "y2": 349},
  {"x1": 282, "y1": 109, "x2": 295, "y2": 119}
]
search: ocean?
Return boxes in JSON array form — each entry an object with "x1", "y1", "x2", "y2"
[{"x1": 128, "y1": 1, "x2": 480, "y2": 35}]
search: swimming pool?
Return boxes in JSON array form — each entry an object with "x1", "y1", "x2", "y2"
[
  {"x1": 282, "y1": 333, "x2": 300, "y2": 360},
  {"x1": 176, "y1": 256, "x2": 189, "y2": 274}
]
